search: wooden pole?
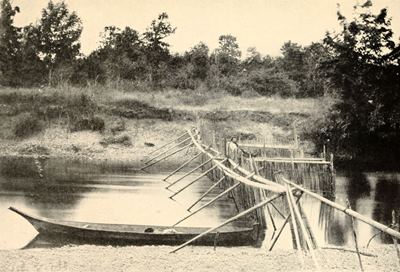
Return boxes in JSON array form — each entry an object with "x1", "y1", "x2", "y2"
[
  {"x1": 144, "y1": 136, "x2": 192, "y2": 164},
  {"x1": 170, "y1": 193, "x2": 284, "y2": 253},
  {"x1": 287, "y1": 186, "x2": 320, "y2": 270},
  {"x1": 169, "y1": 161, "x2": 225, "y2": 199},
  {"x1": 140, "y1": 143, "x2": 194, "y2": 170},
  {"x1": 172, "y1": 182, "x2": 241, "y2": 227},
  {"x1": 166, "y1": 157, "x2": 214, "y2": 189},
  {"x1": 347, "y1": 200, "x2": 364, "y2": 272},
  {"x1": 147, "y1": 131, "x2": 189, "y2": 156},
  {"x1": 285, "y1": 184, "x2": 303, "y2": 254},
  {"x1": 284, "y1": 178, "x2": 400, "y2": 240},
  {"x1": 162, "y1": 152, "x2": 202, "y2": 181},
  {"x1": 298, "y1": 201, "x2": 318, "y2": 249},
  {"x1": 392, "y1": 210, "x2": 400, "y2": 267},
  {"x1": 269, "y1": 192, "x2": 303, "y2": 251},
  {"x1": 269, "y1": 202, "x2": 285, "y2": 219},
  {"x1": 187, "y1": 176, "x2": 225, "y2": 211}
]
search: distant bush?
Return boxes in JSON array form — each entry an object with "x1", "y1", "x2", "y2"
[
  {"x1": 110, "y1": 118, "x2": 126, "y2": 134},
  {"x1": 70, "y1": 116, "x2": 105, "y2": 132},
  {"x1": 13, "y1": 113, "x2": 44, "y2": 138},
  {"x1": 100, "y1": 134, "x2": 132, "y2": 147},
  {"x1": 245, "y1": 70, "x2": 298, "y2": 97}
]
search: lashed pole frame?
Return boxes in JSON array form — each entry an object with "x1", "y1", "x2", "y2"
[
  {"x1": 169, "y1": 130, "x2": 292, "y2": 253},
  {"x1": 149, "y1": 128, "x2": 400, "y2": 271}
]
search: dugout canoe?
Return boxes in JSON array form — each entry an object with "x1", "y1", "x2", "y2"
[{"x1": 9, "y1": 207, "x2": 260, "y2": 246}]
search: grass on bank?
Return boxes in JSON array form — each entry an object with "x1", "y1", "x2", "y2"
[
  {"x1": 0, "y1": 84, "x2": 335, "y2": 158},
  {"x1": 0, "y1": 84, "x2": 332, "y2": 115}
]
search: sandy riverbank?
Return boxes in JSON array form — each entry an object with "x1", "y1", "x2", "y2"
[{"x1": 0, "y1": 245, "x2": 398, "y2": 272}]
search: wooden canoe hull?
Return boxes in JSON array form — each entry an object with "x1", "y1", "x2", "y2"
[{"x1": 10, "y1": 207, "x2": 259, "y2": 246}]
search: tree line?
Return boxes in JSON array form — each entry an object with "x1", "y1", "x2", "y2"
[
  {"x1": 0, "y1": 0, "x2": 399, "y2": 163},
  {"x1": 0, "y1": 0, "x2": 330, "y2": 97}
]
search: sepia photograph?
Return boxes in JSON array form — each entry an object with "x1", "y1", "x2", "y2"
[{"x1": 0, "y1": 0, "x2": 399, "y2": 271}]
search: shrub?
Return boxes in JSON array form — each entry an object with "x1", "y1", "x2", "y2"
[
  {"x1": 70, "y1": 116, "x2": 105, "y2": 132},
  {"x1": 100, "y1": 134, "x2": 132, "y2": 147},
  {"x1": 13, "y1": 113, "x2": 44, "y2": 138}
]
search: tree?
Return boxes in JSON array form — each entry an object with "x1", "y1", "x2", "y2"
[
  {"x1": 302, "y1": 42, "x2": 331, "y2": 96},
  {"x1": 213, "y1": 34, "x2": 241, "y2": 76},
  {"x1": 186, "y1": 42, "x2": 209, "y2": 80},
  {"x1": 277, "y1": 41, "x2": 306, "y2": 93},
  {"x1": 19, "y1": 24, "x2": 46, "y2": 86},
  {"x1": 0, "y1": 0, "x2": 21, "y2": 86},
  {"x1": 97, "y1": 26, "x2": 145, "y2": 81},
  {"x1": 37, "y1": 0, "x2": 83, "y2": 84},
  {"x1": 243, "y1": 47, "x2": 262, "y2": 70},
  {"x1": 321, "y1": 1, "x2": 399, "y2": 160},
  {"x1": 142, "y1": 12, "x2": 176, "y2": 84}
]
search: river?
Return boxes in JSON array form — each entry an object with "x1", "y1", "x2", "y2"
[{"x1": 0, "y1": 157, "x2": 399, "y2": 250}]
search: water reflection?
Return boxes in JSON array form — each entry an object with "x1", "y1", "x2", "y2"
[
  {"x1": 0, "y1": 157, "x2": 400, "y2": 250},
  {"x1": 372, "y1": 176, "x2": 400, "y2": 243}
]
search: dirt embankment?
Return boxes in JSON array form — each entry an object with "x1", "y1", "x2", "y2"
[{"x1": 0, "y1": 90, "x2": 313, "y2": 163}]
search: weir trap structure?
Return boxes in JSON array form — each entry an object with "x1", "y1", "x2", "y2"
[{"x1": 140, "y1": 127, "x2": 400, "y2": 271}]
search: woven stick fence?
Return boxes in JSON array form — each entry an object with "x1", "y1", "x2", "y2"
[{"x1": 141, "y1": 127, "x2": 400, "y2": 270}]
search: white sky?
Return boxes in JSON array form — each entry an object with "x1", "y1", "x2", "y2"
[{"x1": 12, "y1": 0, "x2": 400, "y2": 57}]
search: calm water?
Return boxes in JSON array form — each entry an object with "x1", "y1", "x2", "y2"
[{"x1": 0, "y1": 157, "x2": 399, "y2": 250}]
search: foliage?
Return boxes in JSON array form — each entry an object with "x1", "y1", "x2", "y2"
[
  {"x1": 13, "y1": 113, "x2": 43, "y2": 138},
  {"x1": 143, "y1": 12, "x2": 176, "y2": 84},
  {"x1": 213, "y1": 34, "x2": 241, "y2": 76},
  {"x1": 319, "y1": 1, "x2": 400, "y2": 159},
  {"x1": 0, "y1": 0, "x2": 21, "y2": 86},
  {"x1": 100, "y1": 134, "x2": 132, "y2": 147},
  {"x1": 70, "y1": 116, "x2": 105, "y2": 132},
  {"x1": 37, "y1": 0, "x2": 83, "y2": 84}
]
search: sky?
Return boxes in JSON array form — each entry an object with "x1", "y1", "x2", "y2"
[{"x1": 12, "y1": 0, "x2": 400, "y2": 57}]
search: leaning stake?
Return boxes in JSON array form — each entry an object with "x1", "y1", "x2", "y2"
[
  {"x1": 287, "y1": 186, "x2": 320, "y2": 270},
  {"x1": 163, "y1": 152, "x2": 202, "y2": 181},
  {"x1": 170, "y1": 161, "x2": 225, "y2": 199},
  {"x1": 170, "y1": 193, "x2": 283, "y2": 253},
  {"x1": 144, "y1": 136, "x2": 192, "y2": 165},
  {"x1": 147, "y1": 131, "x2": 189, "y2": 156},
  {"x1": 187, "y1": 176, "x2": 226, "y2": 211},
  {"x1": 140, "y1": 143, "x2": 193, "y2": 171},
  {"x1": 347, "y1": 199, "x2": 364, "y2": 272},
  {"x1": 392, "y1": 210, "x2": 400, "y2": 267},
  {"x1": 166, "y1": 157, "x2": 214, "y2": 189},
  {"x1": 173, "y1": 182, "x2": 241, "y2": 227}
]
